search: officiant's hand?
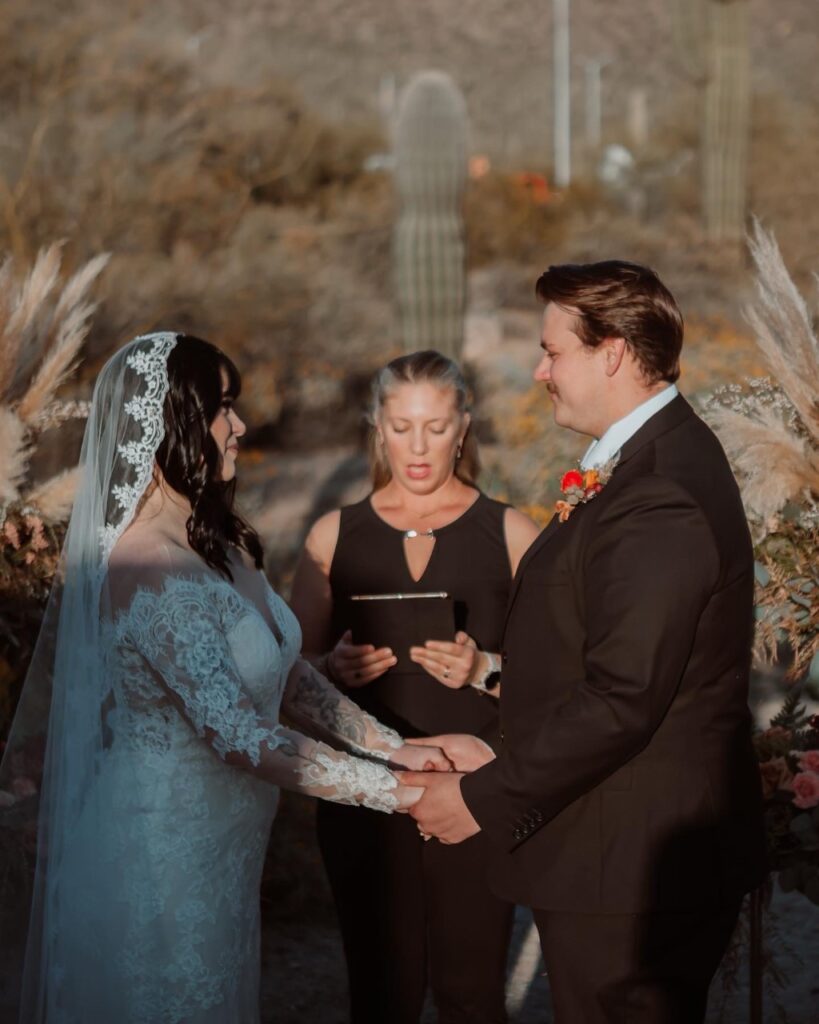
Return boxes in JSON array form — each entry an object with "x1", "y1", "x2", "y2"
[
  {"x1": 328, "y1": 630, "x2": 397, "y2": 688},
  {"x1": 398, "y1": 771, "x2": 480, "y2": 844},
  {"x1": 405, "y1": 733, "x2": 495, "y2": 773},
  {"x1": 389, "y1": 743, "x2": 453, "y2": 774},
  {"x1": 410, "y1": 631, "x2": 479, "y2": 688}
]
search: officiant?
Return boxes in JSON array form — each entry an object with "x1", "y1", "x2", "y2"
[{"x1": 290, "y1": 350, "x2": 538, "y2": 1024}]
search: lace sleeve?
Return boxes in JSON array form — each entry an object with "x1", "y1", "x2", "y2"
[
  {"x1": 122, "y1": 578, "x2": 398, "y2": 812},
  {"x1": 282, "y1": 658, "x2": 403, "y2": 760}
]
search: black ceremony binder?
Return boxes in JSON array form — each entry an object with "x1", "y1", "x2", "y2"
[{"x1": 348, "y1": 592, "x2": 455, "y2": 674}]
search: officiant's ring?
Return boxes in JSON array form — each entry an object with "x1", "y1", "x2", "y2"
[{"x1": 443, "y1": 667, "x2": 450, "y2": 679}]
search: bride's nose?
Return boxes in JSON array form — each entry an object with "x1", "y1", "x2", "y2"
[{"x1": 229, "y1": 408, "x2": 246, "y2": 437}]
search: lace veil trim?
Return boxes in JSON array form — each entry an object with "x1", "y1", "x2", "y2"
[{"x1": 99, "y1": 333, "x2": 178, "y2": 560}]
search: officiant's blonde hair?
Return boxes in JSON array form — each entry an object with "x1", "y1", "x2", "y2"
[{"x1": 367, "y1": 350, "x2": 480, "y2": 491}]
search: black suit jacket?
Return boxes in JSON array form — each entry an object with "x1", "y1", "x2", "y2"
[{"x1": 461, "y1": 396, "x2": 767, "y2": 913}]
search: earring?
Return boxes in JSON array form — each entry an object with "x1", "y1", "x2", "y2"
[{"x1": 456, "y1": 442, "x2": 463, "y2": 460}]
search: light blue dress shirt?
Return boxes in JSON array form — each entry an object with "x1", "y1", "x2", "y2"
[{"x1": 580, "y1": 385, "x2": 679, "y2": 471}]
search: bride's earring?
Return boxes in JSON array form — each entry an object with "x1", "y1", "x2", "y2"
[{"x1": 455, "y1": 442, "x2": 463, "y2": 461}]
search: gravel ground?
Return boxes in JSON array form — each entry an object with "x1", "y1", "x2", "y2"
[{"x1": 261, "y1": 888, "x2": 819, "y2": 1023}]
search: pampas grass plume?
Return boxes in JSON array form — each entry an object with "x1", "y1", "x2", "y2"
[
  {"x1": 1, "y1": 244, "x2": 108, "y2": 521},
  {"x1": 24, "y1": 468, "x2": 81, "y2": 522},
  {"x1": 746, "y1": 220, "x2": 819, "y2": 444},
  {"x1": 0, "y1": 407, "x2": 27, "y2": 506}
]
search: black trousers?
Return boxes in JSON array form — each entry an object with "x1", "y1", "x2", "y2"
[
  {"x1": 533, "y1": 899, "x2": 742, "y2": 1024},
  {"x1": 317, "y1": 800, "x2": 514, "y2": 1024}
]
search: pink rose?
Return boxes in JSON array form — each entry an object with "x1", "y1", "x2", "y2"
[
  {"x1": 791, "y1": 771, "x2": 819, "y2": 810},
  {"x1": 759, "y1": 757, "x2": 793, "y2": 799},
  {"x1": 795, "y1": 750, "x2": 819, "y2": 774}
]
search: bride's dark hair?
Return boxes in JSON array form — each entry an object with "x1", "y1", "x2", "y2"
[{"x1": 155, "y1": 334, "x2": 264, "y2": 579}]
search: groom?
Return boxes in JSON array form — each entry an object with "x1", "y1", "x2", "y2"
[{"x1": 403, "y1": 260, "x2": 767, "y2": 1022}]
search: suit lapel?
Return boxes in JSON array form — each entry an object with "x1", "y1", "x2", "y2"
[
  {"x1": 503, "y1": 395, "x2": 696, "y2": 629},
  {"x1": 503, "y1": 505, "x2": 583, "y2": 629},
  {"x1": 506, "y1": 514, "x2": 561, "y2": 609}
]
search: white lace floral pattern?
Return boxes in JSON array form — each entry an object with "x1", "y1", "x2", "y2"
[
  {"x1": 99, "y1": 332, "x2": 178, "y2": 560},
  {"x1": 52, "y1": 569, "x2": 398, "y2": 1022}
]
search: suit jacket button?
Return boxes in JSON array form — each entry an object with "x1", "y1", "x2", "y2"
[{"x1": 501, "y1": 650, "x2": 509, "y2": 664}]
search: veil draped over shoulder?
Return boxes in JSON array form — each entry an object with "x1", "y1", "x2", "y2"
[{"x1": 0, "y1": 332, "x2": 180, "y2": 1018}]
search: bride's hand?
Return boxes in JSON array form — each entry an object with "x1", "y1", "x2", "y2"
[
  {"x1": 393, "y1": 781, "x2": 426, "y2": 812},
  {"x1": 389, "y1": 742, "x2": 453, "y2": 773},
  {"x1": 409, "y1": 632, "x2": 480, "y2": 688},
  {"x1": 327, "y1": 630, "x2": 396, "y2": 688},
  {"x1": 405, "y1": 733, "x2": 495, "y2": 773}
]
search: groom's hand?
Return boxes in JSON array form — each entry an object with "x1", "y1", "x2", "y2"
[
  {"x1": 389, "y1": 743, "x2": 453, "y2": 773},
  {"x1": 405, "y1": 733, "x2": 495, "y2": 773},
  {"x1": 398, "y1": 771, "x2": 480, "y2": 844}
]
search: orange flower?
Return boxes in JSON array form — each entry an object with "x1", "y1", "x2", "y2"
[
  {"x1": 583, "y1": 469, "x2": 599, "y2": 489},
  {"x1": 555, "y1": 500, "x2": 574, "y2": 523}
]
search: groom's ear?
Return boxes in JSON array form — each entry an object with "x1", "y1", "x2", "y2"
[{"x1": 602, "y1": 336, "x2": 627, "y2": 377}]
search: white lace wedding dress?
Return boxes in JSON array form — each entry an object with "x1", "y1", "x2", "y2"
[{"x1": 51, "y1": 544, "x2": 401, "y2": 1024}]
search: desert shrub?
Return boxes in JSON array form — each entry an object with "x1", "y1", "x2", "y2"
[
  {"x1": 465, "y1": 170, "x2": 569, "y2": 267},
  {"x1": 0, "y1": 0, "x2": 395, "y2": 441}
]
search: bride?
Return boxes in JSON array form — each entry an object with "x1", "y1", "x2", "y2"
[{"x1": 0, "y1": 332, "x2": 447, "y2": 1023}]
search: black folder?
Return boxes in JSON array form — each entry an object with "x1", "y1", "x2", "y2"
[{"x1": 348, "y1": 592, "x2": 455, "y2": 675}]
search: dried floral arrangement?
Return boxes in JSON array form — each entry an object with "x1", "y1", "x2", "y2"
[
  {"x1": 701, "y1": 221, "x2": 819, "y2": 681},
  {"x1": 702, "y1": 221, "x2": 819, "y2": 906},
  {"x1": 0, "y1": 244, "x2": 108, "y2": 739}
]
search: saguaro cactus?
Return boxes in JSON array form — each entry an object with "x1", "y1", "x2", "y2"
[
  {"x1": 672, "y1": 0, "x2": 750, "y2": 246},
  {"x1": 393, "y1": 71, "x2": 468, "y2": 359}
]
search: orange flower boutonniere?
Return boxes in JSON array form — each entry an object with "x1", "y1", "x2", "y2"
[{"x1": 554, "y1": 456, "x2": 619, "y2": 522}]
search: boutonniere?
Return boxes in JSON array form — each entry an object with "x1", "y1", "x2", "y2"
[{"x1": 554, "y1": 455, "x2": 619, "y2": 522}]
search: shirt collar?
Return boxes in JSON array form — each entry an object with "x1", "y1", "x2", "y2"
[{"x1": 580, "y1": 384, "x2": 679, "y2": 470}]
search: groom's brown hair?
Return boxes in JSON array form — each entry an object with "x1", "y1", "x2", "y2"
[{"x1": 535, "y1": 260, "x2": 683, "y2": 384}]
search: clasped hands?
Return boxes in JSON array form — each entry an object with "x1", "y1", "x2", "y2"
[{"x1": 390, "y1": 733, "x2": 496, "y2": 845}]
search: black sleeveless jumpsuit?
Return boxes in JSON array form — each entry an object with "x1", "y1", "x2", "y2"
[{"x1": 316, "y1": 492, "x2": 515, "y2": 1024}]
